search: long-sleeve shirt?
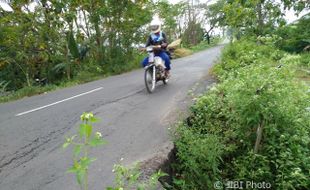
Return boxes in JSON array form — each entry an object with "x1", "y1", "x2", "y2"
[{"x1": 145, "y1": 32, "x2": 168, "y2": 50}]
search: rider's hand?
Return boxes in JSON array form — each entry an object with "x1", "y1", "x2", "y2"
[
  {"x1": 154, "y1": 45, "x2": 161, "y2": 50},
  {"x1": 139, "y1": 47, "x2": 146, "y2": 52},
  {"x1": 161, "y1": 43, "x2": 168, "y2": 48}
]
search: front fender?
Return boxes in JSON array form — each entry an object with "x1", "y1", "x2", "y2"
[{"x1": 144, "y1": 63, "x2": 154, "y2": 70}]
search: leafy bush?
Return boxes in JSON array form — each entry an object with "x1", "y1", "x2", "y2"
[
  {"x1": 189, "y1": 37, "x2": 222, "y2": 52},
  {"x1": 0, "y1": 85, "x2": 57, "y2": 103},
  {"x1": 275, "y1": 14, "x2": 310, "y2": 53},
  {"x1": 173, "y1": 39, "x2": 310, "y2": 189},
  {"x1": 108, "y1": 164, "x2": 166, "y2": 190},
  {"x1": 0, "y1": 80, "x2": 10, "y2": 94},
  {"x1": 299, "y1": 53, "x2": 310, "y2": 68},
  {"x1": 174, "y1": 126, "x2": 223, "y2": 189},
  {"x1": 213, "y1": 40, "x2": 284, "y2": 80}
]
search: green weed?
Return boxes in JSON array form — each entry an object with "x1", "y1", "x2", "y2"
[{"x1": 173, "y1": 38, "x2": 310, "y2": 189}]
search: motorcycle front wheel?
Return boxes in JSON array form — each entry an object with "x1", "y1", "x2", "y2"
[{"x1": 144, "y1": 66, "x2": 156, "y2": 93}]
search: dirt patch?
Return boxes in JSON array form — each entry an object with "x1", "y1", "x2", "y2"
[{"x1": 139, "y1": 142, "x2": 175, "y2": 178}]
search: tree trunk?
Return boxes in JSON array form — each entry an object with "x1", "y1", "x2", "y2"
[
  {"x1": 206, "y1": 26, "x2": 214, "y2": 44},
  {"x1": 65, "y1": 45, "x2": 71, "y2": 80},
  {"x1": 82, "y1": 10, "x2": 91, "y2": 38},
  {"x1": 254, "y1": 120, "x2": 264, "y2": 154},
  {"x1": 26, "y1": 72, "x2": 31, "y2": 87},
  {"x1": 256, "y1": 0, "x2": 264, "y2": 35}
]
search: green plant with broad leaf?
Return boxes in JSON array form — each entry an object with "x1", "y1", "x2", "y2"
[{"x1": 63, "y1": 112, "x2": 106, "y2": 190}]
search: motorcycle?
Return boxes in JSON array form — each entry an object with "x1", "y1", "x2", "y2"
[{"x1": 143, "y1": 45, "x2": 169, "y2": 93}]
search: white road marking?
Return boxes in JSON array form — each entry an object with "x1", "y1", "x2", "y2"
[{"x1": 16, "y1": 87, "x2": 103, "y2": 116}]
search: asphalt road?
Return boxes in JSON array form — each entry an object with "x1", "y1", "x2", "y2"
[{"x1": 0, "y1": 45, "x2": 224, "y2": 190}]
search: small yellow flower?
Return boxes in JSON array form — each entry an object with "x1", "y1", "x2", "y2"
[
  {"x1": 96, "y1": 132, "x2": 102, "y2": 138},
  {"x1": 80, "y1": 112, "x2": 94, "y2": 121}
]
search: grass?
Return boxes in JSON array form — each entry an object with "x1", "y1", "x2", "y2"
[
  {"x1": 173, "y1": 37, "x2": 222, "y2": 58},
  {"x1": 0, "y1": 72, "x2": 106, "y2": 103},
  {"x1": 189, "y1": 37, "x2": 222, "y2": 52},
  {"x1": 0, "y1": 38, "x2": 222, "y2": 103},
  {"x1": 296, "y1": 67, "x2": 310, "y2": 84},
  {"x1": 0, "y1": 85, "x2": 57, "y2": 103}
]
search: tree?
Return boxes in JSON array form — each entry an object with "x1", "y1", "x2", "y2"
[
  {"x1": 276, "y1": 13, "x2": 310, "y2": 53},
  {"x1": 204, "y1": 0, "x2": 226, "y2": 44},
  {"x1": 201, "y1": 0, "x2": 309, "y2": 43},
  {"x1": 181, "y1": 0, "x2": 206, "y2": 46},
  {"x1": 154, "y1": 0, "x2": 185, "y2": 41}
]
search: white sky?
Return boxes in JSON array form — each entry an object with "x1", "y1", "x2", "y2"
[
  {"x1": 0, "y1": 2, "x2": 13, "y2": 12},
  {"x1": 1, "y1": 0, "x2": 308, "y2": 23}
]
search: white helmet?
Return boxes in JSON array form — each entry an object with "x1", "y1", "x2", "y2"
[{"x1": 150, "y1": 19, "x2": 161, "y2": 34}]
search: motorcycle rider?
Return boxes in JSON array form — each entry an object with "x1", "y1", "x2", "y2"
[{"x1": 141, "y1": 19, "x2": 171, "y2": 77}]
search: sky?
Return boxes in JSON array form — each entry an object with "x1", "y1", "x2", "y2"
[
  {"x1": 1, "y1": 0, "x2": 309, "y2": 23},
  {"x1": 0, "y1": 2, "x2": 13, "y2": 12}
]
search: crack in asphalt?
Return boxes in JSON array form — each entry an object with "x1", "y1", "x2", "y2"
[
  {"x1": 0, "y1": 88, "x2": 144, "y2": 179},
  {"x1": 101, "y1": 88, "x2": 145, "y2": 106},
  {"x1": 0, "y1": 121, "x2": 75, "y2": 177},
  {"x1": 0, "y1": 138, "x2": 49, "y2": 174}
]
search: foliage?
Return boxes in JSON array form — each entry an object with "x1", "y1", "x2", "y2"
[
  {"x1": 299, "y1": 53, "x2": 310, "y2": 67},
  {"x1": 107, "y1": 164, "x2": 167, "y2": 190},
  {"x1": 205, "y1": 0, "x2": 226, "y2": 28},
  {"x1": 0, "y1": 0, "x2": 222, "y2": 101},
  {"x1": 173, "y1": 39, "x2": 310, "y2": 189},
  {"x1": 182, "y1": 22, "x2": 205, "y2": 46},
  {"x1": 190, "y1": 37, "x2": 221, "y2": 52},
  {"x1": 171, "y1": 37, "x2": 221, "y2": 58},
  {"x1": 63, "y1": 112, "x2": 106, "y2": 190},
  {"x1": 0, "y1": 85, "x2": 57, "y2": 103},
  {"x1": 63, "y1": 112, "x2": 167, "y2": 190},
  {"x1": 174, "y1": 126, "x2": 223, "y2": 189},
  {"x1": 0, "y1": 0, "x2": 153, "y2": 92},
  {"x1": 154, "y1": 0, "x2": 185, "y2": 41},
  {"x1": 0, "y1": 80, "x2": 10, "y2": 94},
  {"x1": 213, "y1": 39, "x2": 284, "y2": 79},
  {"x1": 208, "y1": 0, "x2": 309, "y2": 39},
  {"x1": 276, "y1": 13, "x2": 310, "y2": 53}
]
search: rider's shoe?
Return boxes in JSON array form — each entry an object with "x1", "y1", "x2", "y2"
[{"x1": 165, "y1": 70, "x2": 171, "y2": 78}]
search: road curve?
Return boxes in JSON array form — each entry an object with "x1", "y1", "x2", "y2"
[{"x1": 0, "y1": 45, "x2": 224, "y2": 190}]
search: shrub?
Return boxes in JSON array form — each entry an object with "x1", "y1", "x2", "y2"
[
  {"x1": 174, "y1": 126, "x2": 223, "y2": 189},
  {"x1": 173, "y1": 39, "x2": 310, "y2": 189},
  {"x1": 213, "y1": 40, "x2": 284, "y2": 80},
  {"x1": 275, "y1": 14, "x2": 310, "y2": 53}
]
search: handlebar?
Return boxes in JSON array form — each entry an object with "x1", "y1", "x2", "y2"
[{"x1": 139, "y1": 45, "x2": 162, "y2": 52}]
